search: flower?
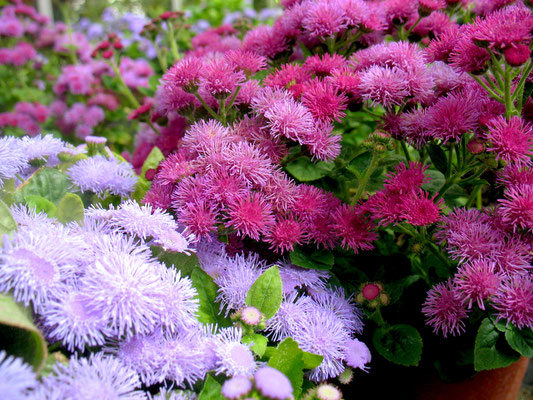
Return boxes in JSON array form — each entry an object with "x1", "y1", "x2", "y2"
[
  {"x1": 332, "y1": 204, "x2": 377, "y2": 253},
  {"x1": 343, "y1": 338, "x2": 371, "y2": 371},
  {"x1": 485, "y1": 116, "x2": 533, "y2": 167},
  {"x1": 67, "y1": 155, "x2": 138, "y2": 197},
  {"x1": 311, "y1": 286, "x2": 364, "y2": 334},
  {"x1": 301, "y1": 80, "x2": 348, "y2": 122},
  {"x1": 0, "y1": 350, "x2": 37, "y2": 399},
  {"x1": 278, "y1": 261, "x2": 329, "y2": 294},
  {"x1": 493, "y1": 276, "x2": 533, "y2": 329},
  {"x1": 399, "y1": 191, "x2": 443, "y2": 226},
  {"x1": 498, "y1": 185, "x2": 533, "y2": 232},
  {"x1": 359, "y1": 66, "x2": 410, "y2": 108},
  {"x1": 226, "y1": 192, "x2": 275, "y2": 240},
  {"x1": 263, "y1": 97, "x2": 314, "y2": 142},
  {"x1": 422, "y1": 279, "x2": 469, "y2": 337},
  {"x1": 0, "y1": 136, "x2": 28, "y2": 187},
  {"x1": 316, "y1": 384, "x2": 342, "y2": 400},
  {"x1": 254, "y1": 366, "x2": 293, "y2": 400},
  {"x1": 221, "y1": 376, "x2": 253, "y2": 399},
  {"x1": 265, "y1": 217, "x2": 306, "y2": 253},
  {"x1": 265, "y1": 292, "x2": 315, "y2": 341},
  {"x1": 453, "y1": 260, "x2": 502, "y2": 310},
  {"x1": 40, "y1": 353, "x2": 145, "y2": 400},
  {"x1": 302, "y1": 1, "x2": 347, "y2": 38},
  {"x1": 213, "y1": 327, "x2": 257, "y2": 377},
  {"x1": 241, "y1": 306, "x2": 262, "y2": 326}
]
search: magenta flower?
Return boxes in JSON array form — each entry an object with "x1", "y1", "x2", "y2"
[
  {"x1": 400, "y1": 191, "x2": 443, "y2": 226},
  {"x1": 422, "y1": 279, "x2": 469, "y2": 338},
  {"x1": 302, "y1": 80, "x2": 348, "y2": 122},
  {"x1": 485, "y1": 116, "x2": 533, "y2": 167},
  {"x1": 226, "y1": 192, "x2": 275, "y2": 240},
  {"x1": 303, "y1": 53, "x2": 347, "y2": 77},
  {"x1": 332, "y1": 204, "x2": 377, "y2": 253},
  {"x1": 454, "y1": 260, "x2": 502, "y2": 310},
  {"x1": 302, "y1": 1, "x2": 347, "y2": 38},
  {"x1": 266, "y1": 217, "x2": 306, "y2": 253},
  {"x1": 498, "y1": 185, "x2": 533, "y2": 232},
  {"x1": 359, "y1": 66, "x2": 410, "y2": 108},
  {"x1": 199, "y1": 58, "x2": 245, "y2": 98},
  {"x1": 493, "y1": 276, "x2": 533, "y2": 329}
]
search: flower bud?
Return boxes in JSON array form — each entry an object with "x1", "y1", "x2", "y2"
[
  {"x1": 467, "y1": 138, "x2": 485, "y2": 154},
  {"x1": 504, "y1": 44, "x2": 531, "y2": 67}
]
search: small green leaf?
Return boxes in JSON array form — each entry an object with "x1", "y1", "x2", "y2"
[
  {"x1": 268, "y1": 338, "x2": 302, "y2": 398},
  {"x1": 14, "y1": 168, "x2": 72, "y2": 205},
  {"x1": 505, "y1": 325, "x2": 533, "y2": 358},
  {"x1": 285, "y1": 156, "x2": 333, "y2": 182},
  {"x1": 372, "y1": 324, "x2": 422, "y2": 366},
  {"x1": 347, "y1": 151, "x2": 372, "y2": 176},
  {"x1": 57, "y1": 193, "x2": 84, "y2": 224},
  {"x1": 24, "y1": 195, "x2": 57, "y2": 218},
  {"x1": 190, "y1": 267, "x2": 224, "y2": 325},
  {"x1": 0, "y1": 294, "x2": 47, "y2": 372},
  {"x1": 156, "y1": 249, "x2": 200, "y2": 276},
  {"x1": 302, "y1": 351, "x2": 324, "y2": 370},
  {"x1": 246, "y1": 266, "x2": 283, "y2": 319},
  {"x1": 141, "y1": 146, "x2": 165, "y2": 179},
  {"x1": 198, "y1": 375, "x2": 222, "y2": 400},
  {"x1": 242, "y1": 334, "x2": 268, "y2": 357},
  {"x1": 0, "y1": 198, "x2": 17, "y2": 245},
  {"x1": 427, "y1": 144, "x2": 448, "y2": 175},
  {"x1": 474, "y1": 318, "x2": 520, "y2": 371},
  {"x1": 422, "y1": 169, "x2": 445, "y2": 195},
  {"x1": 289, "y1": 246, "x2": 334, "y2": 270},
  {"x1": 132, "y1": 176, "x2": 151, "y2": 203}
]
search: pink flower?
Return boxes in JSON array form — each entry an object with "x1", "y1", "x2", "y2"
[
  {"x1": 226, "y1": 192, "x2": 275, "y2": 240},
  {"x1": 242, "y1": 25, "x2": 288, "y2": 59},
  {"x1": 384, "y1": 161, "x2": 430, "y2": 194},
  {"x1": 332, "y1": 204, "x2": 378, "y2": 253},
  {"x1": 493, "y1": 276, "x2": 533, "y2": 329},
  {"x1": 227, "y1": 141, "x2": 276, "y2": 187},
  {"x1": 178, "y1": 200, "x2": 218, "y2": 239},
  {"x1": 337, "y1": 0, "x2": 368, "y2": 27},
  {"x1": 199, "y1": 58, "x2": 246, "y2": 98},
  {"x1": 385, "y1": 0, "x2": 418, "y2": 25},
  {"x1": 454, "y1": 260, "x2": 502, "y2": 309},
  {"x1": 359, "y1": 66, "x2": 410, "y2": 108},
  {"x1": 163, "y1": 56, "x2": 203, "y2": 90},
  {"x1": 425, "y1": 25, "x2": 462, "y2": 63},
  {"x1": 400, "y1": 191, "x2": 443, "y2": 226},
  {"x1": 263, "y1": 64, "x2": 311, "y2": 99},
  {"x1": 449, "y1": 25, "x2": 490, "y2": 74},
  {"x1": 302, "y1": 1, "x2": 347, "y2": 38},
  {"x1": 496, "y1": 165, "x2": 533, "y2": 189},
  {"x1": 306, "y1": 121, "x2": 342, "y2": 162},
  {"x1": 266, "y1": 217, "x2": 306, "y2": 253},
  {"x1": 498, "y1": 185, "x2": 533, "y2": 232},
  {"x1": 303, "y1": 54, "x2": 347, "y2": 77},
  {"x1": 301, "y1": 80, "x2": 348, "y2": 122},
  {"x1": 224, "y1": 49, "x2": 267, "y2": 76},
  {"x1": 263, "y1": 97, "x2": 314, "y2": 142},
  {"x1": 422, "y1": 279, "x2": 469, "y2": 337},
  {"x1": 485, "y1": 116, "x2": 533, "y2": 167}
]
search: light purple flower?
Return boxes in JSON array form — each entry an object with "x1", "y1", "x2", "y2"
[
  {"x1": 343, "y1": 338, "x2": 371, "y2": 372},
  {"x1": 67, "y1": 155, "x2": 137, "y2": 197},
  {"x1": 20, "y1": 134, "x2": 73, "y2": 166},
  {"x1": 213, "y1": 327, "x2": 257, "y2": 377},
  {"x1": 0, "y1": 350, "x2": 37, "y2": 399},
  {"x1": 0, "y1": 136, "x2": 28, "y2": 187},
  {"x1": 221, "y1": 376, "x2": 253, "y2": 399},
  {"x1": 266, "y1": 292, "x2": 315, "y2": 342},
  {"x1": 278, "y1": 261, "x2": 329, "y2": 294},
  {"x1": 254, "y1": 366, "x2": 292, "y2": 400},
  {"x1": 310, "y1": 287, "x2": 364, "y2": 334}
]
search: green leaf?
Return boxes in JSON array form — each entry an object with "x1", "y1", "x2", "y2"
[
  {"x1": 0, "y1": 198, "x2": 17, "y2": 245},
  {"x1": 285, "y1": 156, "x2": 333, "y2": 182},
  {"x1": 198, "y1": 375, "x2": 222, "y2": 400},
  {"x1": 505, "y1": 325, "x2": 533, "y2": 358},
  {"x1": 289, "y1": 246, "x2": 334, "y2": 270},
  {"x1": 422, "y1": 169, "x2": 445, "y2": 195},
  {"x1": 141, "y1": 146, "x2": 165, "y2": 179},
  {"x1": 190, "y1": 267, "x2": 223, "y2": 325},
  {"x1": 156, "y1": 249, "x2": 200, "y2": 276},
  {"x1": 0, "y1": 294, "x2": 47, "y2": 372},
  {"x1": 427, "y1": 144, "x2": 448, "y2": 175},
  {"x1": 57, "y1": 193, "x2": 84, "y2": 224},
  {"x1": 148, "y1": 75, "x2": 160, "y2": 91},
  {"x1": 268, "y1": 338, "x2": 302, "y2": 399},
  {"x1": 132, "y1": 176, "x2": 151, "y2": 203},
  {"x1": 24, "y1": 195, "x2": 57, "y2": 218},
  {"x1": 242, "y1": 334, "x2": 268, "y2": 357},
  {"x1": 302, "y1": 351, "x2": 324, "y2": 370},
  {"x1": 474, "y1": 318, "x2": 520, "y2": 371},
  {"x1": 246, "y1": 266, "x2": 283, "y2": 319},
  {"x1": 14, "y1": 168, "x2": 71, "y2": 205},
  {"x1": 387, "y1": 275, "x2": 421, "y2": 305},
  {"x1": 372, "y1": 324, "x2": 423, "y2": 366}
]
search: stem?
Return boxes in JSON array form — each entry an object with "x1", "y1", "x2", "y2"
[
  {"x1": 400, "y1": 141, "x2": 412, "y2": 162},
  {"x1": 110, "y1": 61, "x2": 140, "y2": 109},
  {"x1": 465, "y1": 185, "x2": 481, "y2": 208},
  {"x1": 489, "y1": 50, "x2": 505, "y2": 88},
  {"x1": 167, "y1": 22, "x2": 180, "y2": 62},
  {"x1": 513, "y1": 59, "x2": 533, "y2": 112},
  {"x1": 351, "y1": 152, "x2": 380, "y2": 204},
  {"x1": 152, "y1": 38, "x2": 168, "y2": 72},
  {"x1": 146, "y1": 120, "x2": 160, "y2": 135},
  {"x1": 445, "y1": 144, "x2": 454, "y2": 179},
  {"x1": 405, "y1": 15, "x2": 423, "y2": 38},
  {"x1": 469, "y1": 74, "x2": 503, "y2": 102},
  {"x1": 218, "y1": 97, "x2": 227, "y2": 125},
  {"x1": 225, "y1": 85, "x2": 242, "y2": 111},
  {"x1": 194, "y1": 93, "x2": 222, "y2": 121},
  {"x1": 503, "y1": 64, "x2": 516, "y2": 116}
]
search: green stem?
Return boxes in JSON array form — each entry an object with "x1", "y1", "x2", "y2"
[
  {"x1": 351, "y1": 152, "x2": 380, "y2": 204},
  {"x1": 110, "y1": 61, "x2": 140, "y2": 109},
  {"x1": 469, "y1": 74, "x2": 503, "y2": 102},
  {"x1": 489, "y1": 51, "x2": 505, "y2": 88},
  {"x1": 465, "y1": 185, "x2": 482, "y2": 208},
  {"x1": 194, "y1": 93, "x2": 222, "y2": 121},
  {"x1": 476, "y1": 187, "x2": 483, "y2": 209},
  {"x1": 226, "y1": 85, "x2": 242, "y2": 111},
  {"x1": 503, "y1": 64, "x2": 516, "y2": 116},
  {"x1": 146, "y1": 120, "x2": 160, "y2": 135},
  {"x1": 397, "y1": 224, "x2": 451, "y2": 272},
  {"x1": 400, "y1": 141, "x2": 412, "y2": 162},
  {"x1": 445, "y1": 144, "x2": 454, "y2": 179},
  {"x1": 219, "y1": 98, "x2": 227, "y2": 125},
  {"x1": 152, "y1": 39, "x2": 168, "y2": 72},
  {"x1": 167, "y1": 22, "x2": 180, "y2": 62},
  {"x1": 405, "y1": 15, "x2": 423, "y2": 38},
  {"x1": 514, "y1": 60, "x2": 533, "y2": 112}
]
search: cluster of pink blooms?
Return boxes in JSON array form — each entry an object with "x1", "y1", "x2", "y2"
[
  {"x1": 49, "y1": 101, "x2": 105, "y2": 139},
  {"x1": 0, "y1": 102, "x2": 48, "y2": 136},
  {"x1": 119, "y1": 57, "x2": 154, "y2": 89}
]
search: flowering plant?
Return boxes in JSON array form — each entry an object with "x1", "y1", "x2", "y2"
[{"x1": 1, "y1": 0, "x2": 533, "y2": 399}]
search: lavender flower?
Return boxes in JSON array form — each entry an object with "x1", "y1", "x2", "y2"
[
  {"x1": 213, "y1": 327, "x2": 257, "y2": 377},
  {"x1": 254, "y1": 367, "x2": 292, "y2": 400},
  {"x1": 265, "y1": 292, "x2": 315, "y2": 342},
  {"x1": 310, "y1": 287, "x2": 364, "y2": 334},
  {"x1": 0, "y1": 350, "x2": 37, "y2": 399},
  {"x1": 20, "y1": 134, "x2": 74, "y2": 166},
  {"x1": 278, "y1": 261, "x2": 329, "y2": 294},
  {"x1": 0, "y1": 136, "x2": 28, "y2": 187},
  {"x1": 221, "y1": 376, "x2": 253, "y2": 399},
  {"x1": 67, "y1": 155, "x2": 137, "y2": 197}
]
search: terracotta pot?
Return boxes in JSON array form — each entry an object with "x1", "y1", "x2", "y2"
[{"x1": 416, "y1": 357, "x2": 530, "y2": 400}]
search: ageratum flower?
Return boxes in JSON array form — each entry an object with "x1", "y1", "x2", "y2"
[
  {"x1": 213, "y1": 327, "x2": 257, "y2": 377},
  {"x1": 266, "y1": 292, "x2": 315, "y2": 342},
  {"x1": 221, "y1": 376, "x2": 253, "y2": 400},
  {"x1": 0, "y1": 351, "x2": 37, "y2": 399},
  {"x1": 0, "y1": 136, "x2": 28, "y2": 187},
  {"x1": 493, "y1": 276, "x2": 533, "y2": 330},
  {"x1": 39, "y1": 353, "x2": 146, "y2": 400},
  {"x1": 343, "y1": 338, "x2": 371, "y2": 372},
  {"x1": 254, "y1": 367, "x2": 293, "y2": 400},
  {"x1": 485, "y1": 116, "x2": 533, "y2": 167},
  {"x1": 277, "y1": 261, "x2": 329, "y2": 295},
  {"x1": 67, "y1": 155, "x2": 137, "y2": 197},
  {"x1": 226, "y1": 192, "x2": 275, "y2": 241},
  {"x1": 453, "y1": 260, "x2": 502, "y2": 310},
  {"x1": 310, "y1": 286, "x2": 364, "y2": 334},
  {"x1": 498, "y1": 185, "x2": 533, "y2": 232}
]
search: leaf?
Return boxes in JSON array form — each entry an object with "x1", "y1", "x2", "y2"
[
  {"x1": 268, "y1": 338, "x2": 302, "y2": 398},
  {"x1": 24, "y1": 195, "x2": 57, "y2": 218},
  {"x1": 190, "y1": 267, "x2": 223, "y2": 325},
  {"x1": 523, "y1": 81, "x2": 533, "y2": 106},
  {"x1": 302, "y1": 351, "x2": 324, "y2": 370},
  {"x1": 156, "y1": 249, "x2": 200, "y2": 276},
  {"x1": 198, "y1": 375, "x2": 222, "y2": 400},
  {"x1": 422, "y1": 169, "x2": 445, "y2": 195},
  {"x1": 242, "y1": 334, "x2": 268, "y2": 357},
  {"x1": 141, "y1": 146, "x2": 165, "y2": 179},
  {"x1": 246, "y1": 266, "x2": 283, "y2": 319},
  {"x1": 14, "y1": 168, "x2": 72, "y2": 205},
  {"x1": 427, "y1": 144, "x2": 448, "y2": 175},
  {"x1": 289, "y1": 246, "x2": 334, "y2": 270},
  {"x1": 132, "y1": 176, "x2": 151, "y2": 203},
  {"x1": 474, "y1": 318, "x2": 520, "y2": 371},
  {"x1": 0, "y1": 294, "x2": 47, "y2": 372},
  {"x1": 387, "y1": 275, "x2": 421, "y2": 305},
  {"x1": 0, "y1": 198, "x2": 17, "y2": 246},
  {"x1": 56, "y1": 193, "x2": 84, "y2": 224},
  {"x1": 285, "y1": 156, "x2": 333, "y2": 182},
  {"x1": 372, "y1": 324, "x2": 423, "y2": 366},
  {"x1": 505, "y1": 325, "x2": 533, "y2": 358}
]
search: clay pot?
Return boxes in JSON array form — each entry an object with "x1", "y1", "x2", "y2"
[{"x1": 416, "y1": 357, "x2": 530, "y2": 400}]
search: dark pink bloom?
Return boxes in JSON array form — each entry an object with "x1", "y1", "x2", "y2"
[
  {"x1": 263, "y1": 97, "x2": 314, "y2": 142},
  {"x1": 242, "y1": 25, "x2": 288, "y2": 59},
  {"x1": 498, "y1": 185, "x2": 533, "y2": 232},
  {"x1": 301, "y1": 80, "x2": 348, "y2": 122},
  {"x1": 449, "y1": 25, "x2": 490, "y2": 74},
  {"x1": 493, "y1": 276, "x2": 533, "y2": 329},
  {"x1": 422, "y1": 279, "x2": 469, "y2": 338},
  {"x1": 332, "y1": 204, "x2": 377, "y2": 253},
  {"x1": 226, "y1": 192, "x2": 275, "y2": 240},
  {"x1": 263, "y1": 64, "x2": 311, "y2": 99},
  {"x1": 205, "y1": 168, "x2": 251, "y2": 206},
  {"x1": 411, "y1": 11, "x2": 454, "y2": 38},
  {"x1": 338, "y1": 0, "x2": 368, "y2": 27},
  {"x1": 367, "y1": 190, "x2": 406, "y2": 226},
  {"x1": 384, "y1": 0, "x2": 418, "y2": 25},
  {"x1": 306, "y1": 121, "x2": 342, "y2": 162},
  {"x1": 327, "y1": 68, "x2": 361, "y2": 99},
  {"x1": 199, "y1": 58, "x2": 246, "y2": 98},
  {"x1": 142, "y1": 178, "x2": 174, "y2": 210},
  {"x1": 400, "y1": 191, "x2": 443, "y2": 226},
  {"x1": 163, "y1": 57, "x2": 203, "y2": 90},
  {"x1": 485, "y1": 116, "x2": 533, "y2": 167},
  {"x1": 504, "y1": 44, "x2": 531, "y2": 67},
  {"x1": 266, "y1": 217, "x2": 306, "y2": 253},
  {"x1": 384, "y1": 161, "x2": 430, "y2": 194},
  {"x1": 454, "y1": 260, "x2": 502, "y2": 309},
  {"x1": 303, "y1": 54, "x2": 347, "y2": 77},
  {"x1": 496, "y1": 165, "x2": 533, "y2": 189},
  {"x1": 302, "y1": 1, "x2": 347, "y2": 38},
  {"x1": 359, "y1": 66, "x2": 410, "y2": 108},
  {"x1": 262, "y1": 170, "x2": 300, "y2": 213},
  {"x1": 179, "y1": 200, "x2": 218, "y2": 239},
  {"x1": 224, "y1": 49, "x2": 267, "y2": 76},
  {"x1": 425, "y1": 25, "x2": 462, "y2": 63},
  {"x1": 227, "y1": 141, "x2": 276, "y2": 187}
]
